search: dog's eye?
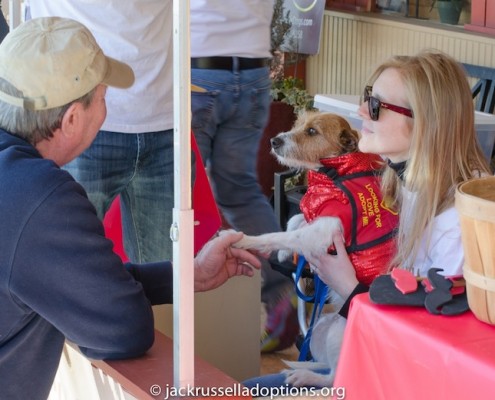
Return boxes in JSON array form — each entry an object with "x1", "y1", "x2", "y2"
[{"x1": 307, "y1": 127, "x2": 318, "y2": 136}]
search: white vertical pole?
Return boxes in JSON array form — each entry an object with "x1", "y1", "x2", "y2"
[
  {"x1": 172, "y1": 0, "x2": 195, "y2": 389},
  {"x1": 8, "y1": 0, "x2": 21, "y2": 29}
]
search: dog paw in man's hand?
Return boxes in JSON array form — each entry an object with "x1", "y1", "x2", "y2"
[{"x1": 231, "y1": 216, "x2": 342, "y2": 259}]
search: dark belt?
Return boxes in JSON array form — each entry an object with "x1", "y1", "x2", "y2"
[{"x1": 191, "y1": 56, "x2": 269, "y2": 71}]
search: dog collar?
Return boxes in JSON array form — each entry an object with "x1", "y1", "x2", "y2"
[{"x1": 387, "y1": 159, "x2": 407, "y2": 181}]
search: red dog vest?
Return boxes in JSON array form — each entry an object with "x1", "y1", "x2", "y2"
[{"x1": 299, "y1": 152, "x2": 398, "y2": 285}]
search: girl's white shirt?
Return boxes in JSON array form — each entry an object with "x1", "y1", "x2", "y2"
[{"x1": 401, "y1": 187, "x2": 464, "y2": 277}]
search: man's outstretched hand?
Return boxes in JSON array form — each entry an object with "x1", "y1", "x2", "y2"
[{"x1": 194, "y1": 231, "x2": 261, "y2": 292}]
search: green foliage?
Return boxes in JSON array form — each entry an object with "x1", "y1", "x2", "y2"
[{"x1": 270, "y1": 76, "x2": 315, "y2": 114}]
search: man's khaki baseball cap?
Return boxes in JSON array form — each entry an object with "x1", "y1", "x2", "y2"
[{"x1": 0, "y1": 17, "x2": 134, "y2": 111}]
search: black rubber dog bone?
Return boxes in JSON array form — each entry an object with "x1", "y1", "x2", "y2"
[
  {"x1": 369, "y1": 274, "x2": 426, "y2": 307},
  {"x1": 424, "y1": 268, "x2": 468, "y2": 315}
]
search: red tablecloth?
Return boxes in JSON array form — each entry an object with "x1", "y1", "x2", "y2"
[{"x1": 334, "y1": 294, "x2": 495, "y2": 400}]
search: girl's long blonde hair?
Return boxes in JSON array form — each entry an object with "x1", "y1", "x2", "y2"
[{"x1": 367, "y1": 50, "x2": 491, "y2": 271}]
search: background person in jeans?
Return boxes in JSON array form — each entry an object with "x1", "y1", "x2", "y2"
[
  {"x1": 190, "y1": 0, "x2": 298, "y2": 352},
  {"x1": 28, "y1": 0, "x2": 177, "y2": 264}
]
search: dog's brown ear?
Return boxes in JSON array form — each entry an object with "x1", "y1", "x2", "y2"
[{"x1": 339, "y1": 128, "x2": 359, "y2": 153}]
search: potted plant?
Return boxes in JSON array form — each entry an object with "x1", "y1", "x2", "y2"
[
  {"x1": 430, "y1": 0, "x2": 465, "y2": 25},
  {"x1": 270, "y1": 76, "x2": 315, "y2": 115}
]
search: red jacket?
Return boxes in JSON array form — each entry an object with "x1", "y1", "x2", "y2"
[{"x1": 300, "y1": 152, "x2": 398, "y2": 285}]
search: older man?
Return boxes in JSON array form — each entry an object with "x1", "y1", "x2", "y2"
[{"x1": 0, "y1": 17, "x2": 260, "y2": 400}]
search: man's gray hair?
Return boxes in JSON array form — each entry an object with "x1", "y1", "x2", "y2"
[{"x1": 0, "y1": 78, "x2": 96, "y2": 145}]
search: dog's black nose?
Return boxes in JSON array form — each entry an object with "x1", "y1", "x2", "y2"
[{"x1": 271, "y1": 136, "x2": 284, "y2": 150}]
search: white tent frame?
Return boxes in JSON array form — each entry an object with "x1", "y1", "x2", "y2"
[
  {"x1": 171, "y1": 0, "x2": 195, "y2": 388},
  {"x1": 7, "y1": 0, "x2": 196, "y2": 388},
  {"x1": 7, "y1": 0, "x2": 22, "y2": 28}
]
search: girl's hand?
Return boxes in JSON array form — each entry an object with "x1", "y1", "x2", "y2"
[{"x1": 304, "y1": 232, "x2": 359, "y2": 300}]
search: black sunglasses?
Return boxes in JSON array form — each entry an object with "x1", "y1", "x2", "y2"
[{"x1": 364, "y1": 86, "x2": 413, "y2": 121}]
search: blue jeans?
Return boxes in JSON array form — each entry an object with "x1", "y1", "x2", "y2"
[
  {"x1": 64, "y1": 130, "x2": 174, "y2": 263},
  {"x1": 191, "y1": 66, "x2": 280, "y2": 236},
  {"x1": 191, "y1": 66, "x2": 288, "y2": 294}
]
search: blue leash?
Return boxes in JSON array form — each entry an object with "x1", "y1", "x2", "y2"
[{"x1": 294, "y1": 255, "x2": 328, "y2": 361}]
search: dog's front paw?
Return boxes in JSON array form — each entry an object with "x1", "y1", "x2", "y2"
[
  {"x1": 230, "y1": 233, "x2": 275, "y2": 254},
  {"x1": 284, "y1": 369, "x2": 332, "y2": 388},
  {"x1": 284, "y1": 369, "x2": 309, "y2": 387},
  {"x1": 231, "y1": 234, "x2": 257, "y2": 250},
  {"x1": 218, "y1": 229, "x2": 238, "y2": 237}
]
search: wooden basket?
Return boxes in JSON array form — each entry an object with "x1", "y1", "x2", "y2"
[{"x1": 456, "y1": 177, "x2": 495, "y2": 325}]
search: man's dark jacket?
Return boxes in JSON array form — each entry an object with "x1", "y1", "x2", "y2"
[{"x1": 0, "y1": 130, "x2": 173, "y2": 400}]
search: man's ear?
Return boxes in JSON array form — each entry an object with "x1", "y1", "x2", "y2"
[{"x1": 59, "y1": 102, "x2": 82, "y2": 139}]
